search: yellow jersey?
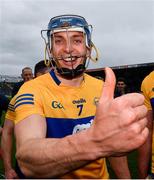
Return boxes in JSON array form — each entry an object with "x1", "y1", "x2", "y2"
[
  {"x1": 141, "y1": 71, "x2": 154, "y2": 173},
  {"x1": 15, "y1": 70, "x2": 109, "y2": 179},
  {"x1": 5, "y1": 95, "x2": 16, "y2": 122}
]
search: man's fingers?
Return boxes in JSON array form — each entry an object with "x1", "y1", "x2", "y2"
[
  {"x1": 100, "y1": 67, "x2": 116, "y2": 103},
  {"x1": 131, "y1": 118, "x2": 148, "y2": 135},
  {"x1": 117, "y1": 93, "x2": 145, "y2": 108},
  {"x1": 130, "y1": 127, "x2": 149, "y2": 149},
  {"x1": 134, "y1": 105, "x2": 148, "y2": 121},
  {"x1": 119, "y1": 105, "x2": 148, "y2": 127}
]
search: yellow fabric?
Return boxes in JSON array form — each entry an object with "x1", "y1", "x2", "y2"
[
  {"x1": 61, "y1": 158, "x2": 109, "y2": 179},
  {"x1": 141, "y1": 71, "x2": 154, "y2": 173},
  {"x1": 15, "y1": 73, "x2": 102, "y2": 122},
  {"x1": 15, "y1": 72, "x2": 109, "y2": 179},
  {"x1": 5, "y1": 95, "x2": 17, "y2": 122},
  {"x1": 141, "y1": 71, "x2": 154, "y2": 110}
]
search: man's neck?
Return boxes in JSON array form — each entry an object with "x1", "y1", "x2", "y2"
[{"x1": 56, "y1": 73, "x2": 84, "y2": 87}]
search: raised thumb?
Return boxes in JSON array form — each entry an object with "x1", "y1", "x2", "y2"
[{"x1": 99, "y1": 67, "x2": 116, "y2": 103}]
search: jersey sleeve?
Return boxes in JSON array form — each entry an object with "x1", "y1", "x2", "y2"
[
  {"x1": 141, "y1": 77, "x2": 152, "y2": 110},
  {"x1": 14, "y1": 80, "x2": 45, "y2": 124},
  {"x1": 5, "y1": 96, "x2": 16, "y2": 122}
]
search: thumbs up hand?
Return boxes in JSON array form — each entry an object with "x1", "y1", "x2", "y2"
[{"x1": 88, "y1": 67, "x2": 148, "y2": 157}]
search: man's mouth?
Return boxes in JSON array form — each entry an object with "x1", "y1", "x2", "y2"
[
  {"x1": 55, "y1": 56, "x2": 80, "y2": 67},
  {"x1": 63, "y1": 56, "x2": 77, "y2": 62},
  {"x1": 56, "y1": 55, "x2": 79, "y2": 61},
  {"x1": 62, "y1": 57, "x2": 78, "y2": 66}
]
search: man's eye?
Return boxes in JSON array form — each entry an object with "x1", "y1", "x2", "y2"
[
  {"x1": 73, "y1": 39, "x2": 82, "y2": 44},
  {"x1": 55, "y1": 39, "x2": 63, "y2": 44}
]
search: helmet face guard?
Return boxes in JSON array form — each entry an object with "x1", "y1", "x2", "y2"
[{"x1": 41, "y1": 14, "x2": 98, "y2": 79}]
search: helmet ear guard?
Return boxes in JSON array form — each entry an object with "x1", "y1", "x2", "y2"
[
  {"x1": 41, "y1": 30, "x2": 52, "y2": 67},
  {"x1": 44, "y1": 45, "x2": 52, "y2": 67},
  {"x1": 89, "y1": 41, "x2": 99, "y2": 62}
]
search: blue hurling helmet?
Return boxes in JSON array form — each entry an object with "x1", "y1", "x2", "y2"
[{"x1": 47, "y1": 14, "x2": 92, "y2": 47}]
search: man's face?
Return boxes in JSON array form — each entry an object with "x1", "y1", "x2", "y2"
[
  {"x1": 51, "y1": 31, "x2": 89, "y2": 70},
  {"x1": 22, "y1": 69, "x2": 33, "y2": 82},
  {"x1": 116, "y1": 81, "x2": 126, "y2": 91}
]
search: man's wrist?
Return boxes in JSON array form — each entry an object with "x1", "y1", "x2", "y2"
[{"x1": 67, "y1": 128, "x2": 102, "y2": 161}]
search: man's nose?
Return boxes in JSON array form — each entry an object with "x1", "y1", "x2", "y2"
[
  {"x1": 27, "y1": 75, "x2": 32, "y2": 79},
  {"x1": 64, "y1": 39, "x2": 73, "y2": 54}
]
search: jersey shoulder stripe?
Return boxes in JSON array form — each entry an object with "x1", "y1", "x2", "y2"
[
  {"x1": 8, "y1": 104, "x2": 15, "y2": 112},
  {"x1": 14, "y1": 101, "x2": 34, "y2": 109},
  {"x1": 15, "y1": 93, "x2": 34, "y2": 100},
  {"x1": 15, "y1": 93, "x2": 34, "y2": 109}
]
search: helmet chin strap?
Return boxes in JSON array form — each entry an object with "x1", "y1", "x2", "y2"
[
  {"x1": 56, "y1": 63, "x2": 86, "y2": 79},
  {"x1": 52, "y1": 54, "x2": 88, "y2": 79}
]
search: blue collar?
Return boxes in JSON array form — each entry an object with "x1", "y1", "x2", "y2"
[{"x1": 50, "y1": 70, "x2": 61, "y2": 85}]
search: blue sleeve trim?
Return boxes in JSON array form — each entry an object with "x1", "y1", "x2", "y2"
[
  {"x1": 8, "y1": 106, "x2": 15, "y2": 112},
  {"x1": 14, "y1": 102, "x2": 34, "y2": 109},
  {"x1": 15, "y1": 98, "x2": 34, "y2": 106},
  {"x1": 16, "y1": 94, "x2": 34, "y2": 101}
]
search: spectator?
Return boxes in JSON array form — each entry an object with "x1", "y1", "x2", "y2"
[
  {"x1": 12, "y1": 67, "x2": 33, "y2": 97},
  {"x1": 114, "y1": 77, "x2": 129, "y2": 97},
  {"x1": 14, "y1": 14, "x2": 148, "y2": 178},
  {"x1": 137, "y1": 70, "x2": 154, "y2": 179}
]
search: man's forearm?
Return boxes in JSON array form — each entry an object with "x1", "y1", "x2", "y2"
[
  {"x1": 16, "y1": 130, "x2": 97, "y2": 178},
  {"x1": 1, "y1": 133, "x2": 13, "y2": 171}
]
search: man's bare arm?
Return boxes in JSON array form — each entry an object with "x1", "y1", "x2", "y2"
[
  {"x1": 137, "y1": 110, "x2": 153, "y2": 178},
  {"x1": 1, "y1": 119, "x2": 18, "y2": 178}
]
